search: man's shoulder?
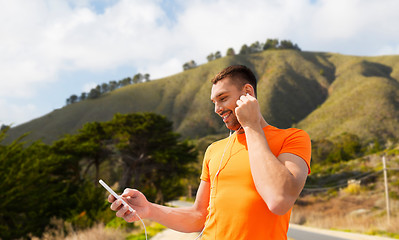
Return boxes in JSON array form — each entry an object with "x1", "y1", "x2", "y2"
[
  {"x1": 265, "y1": 125, "x2": 308, "y2": 135},
  {"x1": 265, "y1": 125, "x2": 310, "y2": 142}
]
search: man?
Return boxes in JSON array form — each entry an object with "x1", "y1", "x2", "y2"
[{"x1": 109, "y1": 65, "x2": 311, "y2": 239}]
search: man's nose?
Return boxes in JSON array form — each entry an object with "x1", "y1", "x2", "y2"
[{"x1": 214, "y1": 103, "x2": 222, "y2": 114}]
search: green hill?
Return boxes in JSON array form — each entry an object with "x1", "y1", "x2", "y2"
[
  {"x1": 296, "y1": 54, "x2": 399, "y2": 143},
  {"x1": 5, "y1": 50, "x2": 399, "y2": 144}
]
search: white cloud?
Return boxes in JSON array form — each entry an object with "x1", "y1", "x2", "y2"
[
  {"x1": 302, "y1": 0, "x2": 399, "y2": 55},
  {"x1": 145, "y1": 58, "x2": 182, "y2": 79},
  {"x1": 82, "y1": 82, "x2": 98, "y2": 92},
  {"x1": 0, "y1": 99, "x2": 38, "y2": 127},
  {"x1": 376, "y1": 44, "x2": 399, "y2": 56},
  {"x1": 0, "y1": 0, "x2": 170, "y2": 97},
  {"x1": 1, "y1": 0, "x2": 399, "y2": 125}
]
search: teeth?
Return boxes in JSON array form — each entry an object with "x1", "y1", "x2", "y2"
[{"x1": 222, "y1": 112, "x2": 230, "y2": 120}]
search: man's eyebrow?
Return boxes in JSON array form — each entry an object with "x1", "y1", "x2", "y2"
[{"x1": 211, "y1": 91, "x2": 227, "y2": 102}]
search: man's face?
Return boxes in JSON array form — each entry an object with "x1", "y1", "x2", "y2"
[{"x1": 210, "y1": 77, "x2": 244, "y2": 131}]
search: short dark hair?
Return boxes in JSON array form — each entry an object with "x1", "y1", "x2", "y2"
[{"x1": 211, "y1": 65, "x2": 257, "y2": 96}]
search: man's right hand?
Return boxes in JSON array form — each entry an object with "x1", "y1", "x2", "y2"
[{"x1": 108, "y1": 188, "x2": 151, "y2": 222}]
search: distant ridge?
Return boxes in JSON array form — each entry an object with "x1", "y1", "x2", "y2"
[{"x1": 5, "y1": 50, "x2": 399, "y2": 144}]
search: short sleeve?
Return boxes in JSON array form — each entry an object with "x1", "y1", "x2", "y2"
[
  {"x1": 280, "y1": 129, "x2": 312, "y2": 174},
  {"x1": 200, "y1": 144, "x2": 213, "y2": 182}
]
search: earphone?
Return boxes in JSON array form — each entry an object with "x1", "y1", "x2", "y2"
[{"x1": 194, "y1": 126, "x2": 242, "y2": 239}]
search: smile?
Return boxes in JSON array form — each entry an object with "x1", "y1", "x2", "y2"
[{"x1": 221, "y1": 111, "x2": 232, "y2": 122}]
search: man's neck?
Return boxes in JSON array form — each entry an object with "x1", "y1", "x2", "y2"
[{"x1": 236, "y1": 118, "x2": 269, "y2": 135}]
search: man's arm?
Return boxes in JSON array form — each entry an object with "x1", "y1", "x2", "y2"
[
  {"x1": 110, "y1": 180, "x2": 210, "y2": 233},
  {"x1": 244, "y1": 127, "x2": 308, "y2": 215},
  {"x1": 235, "y1": 93, "x2": 309, "y2": 215}
]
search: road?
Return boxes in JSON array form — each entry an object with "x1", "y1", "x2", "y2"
[
  {"x1": 157, "y1": 201, "x2": 395, "y2": 240},
  {"x1": 151, "y1": 229, "x2": 199, "y2": 240},
  {"x1": 288, "y1": 224, "x2": 395, "y2": 240},
  {"x1": 288, "y1": 227, "x2": 351, "y2": 240},
  {"x1": 152, "y1": 225, "x2": 395, "y2": 240}
]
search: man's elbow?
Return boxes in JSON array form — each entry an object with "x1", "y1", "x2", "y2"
[
  {"x1": 185, "y1": 207, "x2": 208, "y2": 232},
  {"x1": 266, "y1": 195, "x2": 296, "y2": 216}
]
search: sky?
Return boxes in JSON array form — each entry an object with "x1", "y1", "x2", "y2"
[{"x1": 1, "y1": 0, "x2": 399, "y2": 127}]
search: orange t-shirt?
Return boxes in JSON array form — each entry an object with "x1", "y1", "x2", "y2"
[{"x1": 200, "y1": 125, "x2": 311, "y2": 240}]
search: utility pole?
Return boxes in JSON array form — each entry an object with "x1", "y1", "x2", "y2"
[{"x1": 382, "y1": 156, "x2": 391, "y2": 225}]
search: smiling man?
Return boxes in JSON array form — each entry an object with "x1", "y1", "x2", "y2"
[{"x1": 108, "y1": 65, "x2": 311, "y2": 240}]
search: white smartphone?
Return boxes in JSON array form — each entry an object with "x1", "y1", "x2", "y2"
[{"x1": 99, "y1": 179, "x2": 134, "y2": 212}]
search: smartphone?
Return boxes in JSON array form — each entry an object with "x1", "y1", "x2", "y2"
[{"x1": 99, "y1": 179, "x2": 134, "y2": 212}]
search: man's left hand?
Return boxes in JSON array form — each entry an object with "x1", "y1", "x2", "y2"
[{"x1": 235, "y1": 93, "x2": 262, "y2": 129}]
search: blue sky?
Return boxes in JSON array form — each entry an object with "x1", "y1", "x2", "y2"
[{"x1": 1, "y1": 0, "x2": 399, "y2": 127}]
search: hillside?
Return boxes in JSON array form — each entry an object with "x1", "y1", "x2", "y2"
[
  {"x1": 4, "y1": 50, "x2": 399, "y2": 144},
  {"x1": 297, "y1": 54, "x2": 399, "y2": 143}
]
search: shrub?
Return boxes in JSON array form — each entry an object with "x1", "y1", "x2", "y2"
[{"x1": 342, "y1": 180, "x2": 362, "y2": 195}]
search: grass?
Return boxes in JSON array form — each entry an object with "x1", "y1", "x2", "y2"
[
  {"x1": 6, "y1": 50, "x2": 399, "y2": 240},
  {"x1": 293, "y1": 151, "x2": 399, "y2": 238},
  {"x1": 31, "y1": 151, "x2": 399, "y2": 239},
  {"x1": 30, "y1": 219, "x2": 126, "y2": 240},
  {"x1": 5, "y1": 51, "x2": 399, "y2": 146},
  {"x1": 291, "y1": 192, "x2": 399, "y2": 239},
  {"x1": 31, "y1": 218, "x2": 166, "y2": 240},
  {"x1": 297, "y1": 55, "x2": 399, "y2": 143},
  {"x1": 125, "y1": 223, "x2": 166, "y2": 240}
]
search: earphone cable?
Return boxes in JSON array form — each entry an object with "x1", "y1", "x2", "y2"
[{"x1": 194, "y1": 127, "x2": 241, "y2": 239}]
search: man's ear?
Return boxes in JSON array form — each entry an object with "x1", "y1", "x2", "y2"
[{"x1": 243, "y1": 84, "x2": 255, "y2": 97}]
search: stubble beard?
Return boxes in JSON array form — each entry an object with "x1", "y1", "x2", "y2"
[{"x1": 225, "y1": 114, "x2": 241, "y2": 131}]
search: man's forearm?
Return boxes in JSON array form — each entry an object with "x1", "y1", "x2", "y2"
[{"x1": 148, "y1": 203, "x2": 207, "y2": 233}]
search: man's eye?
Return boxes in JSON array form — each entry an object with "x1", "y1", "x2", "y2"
[{"x1": 220, "y1": 97, "x2": 227, "y2": 101}]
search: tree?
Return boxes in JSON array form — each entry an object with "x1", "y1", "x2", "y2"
[
  {"x1": 183, "y1": 62, "x2": 190, "y2": 70},
  {"x1": 0, "y1": 124, "x2": 8, "y2": 131},
  {"x1": 207, "y1": 51, "x2": 221, "y2": 62},
  {"x1": 144, "y1": 73, "x2": 150, "y2": 82},
  {"x1": 133, "y1": 73, "x2": 144, "y2": 84},
  {"x1": 278, "y1": 39, "x2": 301, "y2": 51},
  {"x1": 279, "y1": 40, "x2": 295, "y2": 49},
  {"x1": 294, "y1": 43, "x2": 301, "y2": 51},
  {"x1": 183, "y1": 60, "x2": 197, "y2": 71},
  {"x1": 312, "y1": 133, "x2": 362, "y2": 164},
  {"x1": 332, "y1": 133, "x2": 361, "y2": 161},
  {"x1": 70, "y1": 94, "x2": 78, "y2": 104},
  {"x1": 75, "y1": 122, "x2": 111, "y2": 183},
  {"x1": 80, "y1": 92, "x2": 87, "y2": 101},
  {"x1": 88, "y1": 88, "x2": 101, "y2": 99},
  {"x1": 119, "y1": 77, "x2": 132, "y2": 87},
  {"x1": 52, "y1": 122, "x2": 111, "y2": 184},
  {"x1": 249, "y1": 41, "x2": 262, "y2": 53},
  {"x1": 0, "y1": 130, "x2": 81, "y2": 239},
  {"x1": 207, "y1": 53, "x2": 215, "y2": 62},
  {"x1": 226, "y1": 47, "x2": 235, "y2": 56},
  {"x1": 215, "y1": 51, "x2": 222, "y2": 59},
  {"x1": 51, "y1": 135, "x2": 84, "y2": 182},
  {"x1": 101, "y1": 83, "x2": 109, "y2": 93},
  {"x1": 109, "y1": 80, "x2": 118, "y2": 91},
  {"x1": 95, "y1": 85, "x2": 101, "y2": 93},
  {"x1": 263, "y1": 38, "x2": 279, "y2": 50},
  {"x1": 239, "y1": 44, "x2": 250, "y2": 55},
  {"x1": 311, "y1": 139, "x2": 334, "y2": 164},
  {"x1": 105, "y1": 113, "x2": 197, "y2": 203},
  {"x1": 189, "y1": 60, "x2": 197, "y2": 68}
]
